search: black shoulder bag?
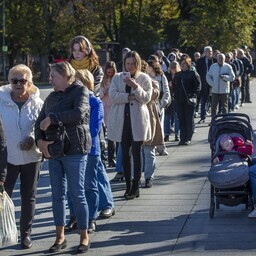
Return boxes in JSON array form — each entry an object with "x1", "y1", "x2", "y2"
[
  {"x1": 45, "y1": 115, "x2": 70, "y2": 158},
  {"x1": 180, "y1": 76, "x2": 197, "y2": 107}
]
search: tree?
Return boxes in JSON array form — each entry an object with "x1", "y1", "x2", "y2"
[{"x1": 178, "y1": 0, "x2": 256, "y2": 52}]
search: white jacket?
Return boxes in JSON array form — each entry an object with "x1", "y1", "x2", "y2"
[
  {"x1": 206, "y1": 63, "x2": 235, "y2": 94},
  {"x1": 0, "y1": 84, "x2": 44, "y2": 165},
  {"x1": 107, "y1": 71, "x2": 152, "y2": 142}
]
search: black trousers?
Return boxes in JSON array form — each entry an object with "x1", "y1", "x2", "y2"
[
  {"x1": 107, "y1": 139, "x2": 116, "y2": 164},
  {"x1": 121, "y1": 114, "x2": 143, "y2": 184},
  {"x1": 176, "y1": 102, "x2": 195, "y2": 142},
  {"x1": 4, "y1": 161, "x2": 41, "y2": 238}
]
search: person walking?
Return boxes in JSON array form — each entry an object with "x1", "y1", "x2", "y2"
[
  {"x1": 172, "y1": 56, "x2": 201, "y2": 145},
  {"x1": 206, "y1": 53, "x2": 235, "y2": 120},
  {"x1": 35, "y1": 61, "x2": 91, "y2": 254},
  {"x1": 0, "y1": 64, "x2": 43, "y2": 249},
  {"x1": 195, "y1": 46, "x2": 214, "y2": 123},
  {"x1": 107, "y1": 51, "x2": 152, "y2": 199}
]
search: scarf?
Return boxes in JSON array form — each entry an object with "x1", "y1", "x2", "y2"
[{"x1": 70, "y1": 56, "x2": 95, "y2": 72}]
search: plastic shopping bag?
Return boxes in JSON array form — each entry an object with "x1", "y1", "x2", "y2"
[{"x1": 0, "y1": 188, "x2": 18, "y2": 247}]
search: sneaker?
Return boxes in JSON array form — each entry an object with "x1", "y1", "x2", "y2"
[
  {"x1": 248, "y1": 209, "x2": 256, "y2": 218},
  {"x1": 194, "y1": 112, "x2": 199, "y2": 118},
  {"x1": 235, "y1": 104, "x2": 239, "y2": 109},
  {"x1": 159, "y1": 150, "x2": 168, "y2": 156}
]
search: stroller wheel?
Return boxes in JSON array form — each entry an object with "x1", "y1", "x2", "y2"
[{"x1": 209, "y1": 204, "x2": 215, "y2": 218}]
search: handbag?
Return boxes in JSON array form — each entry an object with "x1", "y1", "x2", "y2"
[
  {"x1": 0, "y1": 185, "x2": 18, "y2": 246},
  {"x1": 45, "y1": 115, "x2": 70, "y2": 158},
  {"x1": 180, "y1": 76, "x2": 197, "y2": 107}
]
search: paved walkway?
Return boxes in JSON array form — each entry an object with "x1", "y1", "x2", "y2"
[{"x1": 2, "y1": 79, "x2": 256, "y2": 256}]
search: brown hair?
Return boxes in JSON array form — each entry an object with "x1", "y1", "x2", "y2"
[
  {"x1": 101, "y1": 61, "x2": 117, "y2": 87},
  {"x1": 68, "y1": 35, "x2": 99, "y2": 67},
  {"x1": 147, "y1": 60, "x2": 163, "y2": 76}
]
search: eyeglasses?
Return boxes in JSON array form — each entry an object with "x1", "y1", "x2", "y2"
[{"x1": 11, "y1": 78, "x2": 27, "y2": 85}]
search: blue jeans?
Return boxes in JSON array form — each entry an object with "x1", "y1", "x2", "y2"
[
  {"x1": 234, "y1": 87, "x2": 240, "y2": 105},
  {"x1": 249, "y1": 165, "x2": 256, "y2": 205},
  {"x1": 48, "y1": 154, "x2": 89, "y2": 229},
  {"x1": 115, "y1": 143, "x2": 123, "y2": 173},
  {"x1": 98, "y1": 159, "x2": 114, "y2": 211},
  {"x1": 84, "y1": 155, "x2": 100, "y2": 221},
  {"x1": 142, "y1": 145, "x2": 156, "y2": 180}
]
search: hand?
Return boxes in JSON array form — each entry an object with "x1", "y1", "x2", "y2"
[
  {"x1": 124, "y1": 77, "x2": 138, "y2": 90},
  {"x1": 37, "y1": 139, "x2": 54, "y2": 158},
  {"x1": 20, "y1": 136, "x2": 34, "y2": 151},
  {"x1": 128, "y1": 95, "x2": 136, "y2": 101},
  {"x1": 40, "y1": 116, "x2": 51, "y2": 131}
]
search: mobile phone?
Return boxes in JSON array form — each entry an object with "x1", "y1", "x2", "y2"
[{"x1": 123, "y1": 72, "x2": 131, "y2": 79}]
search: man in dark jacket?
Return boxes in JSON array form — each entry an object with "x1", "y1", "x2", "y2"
[
  {"x1": 195, "y1": 46, "x2": 214, "y2": 123},
  {"x1": 237, "y1": 49, "x2": 254, "y2": 105}
]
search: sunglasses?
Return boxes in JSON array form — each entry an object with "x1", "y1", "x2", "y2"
[{"x1": 11, "y1": 78, "x2": 27, "y2": 85}]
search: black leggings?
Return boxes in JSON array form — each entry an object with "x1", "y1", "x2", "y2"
[
  {"x1": 4, "y1": 161, "x2": 41, "y2": 238},
  {"x1": 121, "y1": 114, "x2": 142, "y2": 184}
]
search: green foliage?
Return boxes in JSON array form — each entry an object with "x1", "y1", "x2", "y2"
[
  {"x1": 1, "y1": 0, "x2": 256, "y2": 81},
  {"x1": 178, "y1": 0, "x2": 256, "y2": 51}
]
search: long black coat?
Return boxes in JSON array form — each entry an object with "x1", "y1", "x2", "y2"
[{"x1": 195, "y1": 56, "x2": 214, "y2": 96}]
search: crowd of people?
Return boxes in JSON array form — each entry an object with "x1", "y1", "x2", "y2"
[{"x1": 0, "y1": 35, "x2": 255, "y2": 254}]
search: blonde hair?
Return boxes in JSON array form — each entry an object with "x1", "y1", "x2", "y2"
[
  {"x1": 50, "y1": 61, "x2": 76, "y2": 84},
  {"x1": 75, "y1": 69, "x2": 94, "y2": 91},
  {"x1": 8, "y1": 64, "x2": 37, "y2": 94},
  {"x1": 123, "y1": 51, "x2": 141, "y2": 75}
]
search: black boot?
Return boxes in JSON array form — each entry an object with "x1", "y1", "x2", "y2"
[
  {"x1": 125, "y1": 182, "x2": 140, "y2": 200},
  {"x1": 124, "y1": 180, "x2": 132, "y2": 197}
]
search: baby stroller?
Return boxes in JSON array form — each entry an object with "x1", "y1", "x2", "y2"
[{"x1": 208, "y1": 113, "x2": 254, "y2": 218}]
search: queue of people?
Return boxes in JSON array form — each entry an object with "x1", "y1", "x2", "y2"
[{"x1": 0, "y1": 37, "x2": 255, "y2": 254}]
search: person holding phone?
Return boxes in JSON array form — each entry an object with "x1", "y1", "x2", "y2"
[{"x1": 107, "y1": 51, "x2": 152, "y2": 199}]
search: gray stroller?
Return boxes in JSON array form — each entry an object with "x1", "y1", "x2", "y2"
[{"x1": 208, "y1": 113, "x2": 254, "y2": 218}]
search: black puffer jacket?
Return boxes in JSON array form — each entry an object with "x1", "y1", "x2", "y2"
[
  {"x1": 35, "y1": 81, "x2": 91, "y2": 155},
  {"x1": 173, "y1": 70, "x2": 201, "y2": 103},
  {"x1": 0, "y1": 116, "x2": 7, "y2": 182}
]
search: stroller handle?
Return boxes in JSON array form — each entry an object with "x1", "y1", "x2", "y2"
[{"x1": 212, "y1": 113, "x2": 251, "y2": 123}]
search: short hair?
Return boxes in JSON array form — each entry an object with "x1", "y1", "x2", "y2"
[
  {"x1": 123, "y1": 51, "x2": 142, "y2": 73},
  {"x1": 204, "y1": 46, "x2": 212, "y2": 52},
  {"x1": 50, "y1": 61, "x2": 76, "y2": 84},
  {"x1": 180, "y1": 55, "x2": 192, "y2": 69},
  {"x1": 8, "y1": 64, "x2": 37, "y2": 94},
  {"x1": 75, "y1": 69, "x2": 94, "y2": 91},
  {"x1": 148, "y1": 54, "x2": 159, "y2": 62}
]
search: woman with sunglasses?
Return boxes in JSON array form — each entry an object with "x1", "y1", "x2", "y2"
[{"x1": 0, "y1": 64, "x2": 44, "y2": 249}]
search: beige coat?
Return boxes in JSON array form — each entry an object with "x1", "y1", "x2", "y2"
[
  {"x1": 144, "y1": 80, "x2": 164, "y2": 146},
  {"x1": 107, "y1": 71, "x2": 152, "y2": 142}
]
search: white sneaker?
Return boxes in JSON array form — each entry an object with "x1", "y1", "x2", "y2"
[
  {"x1": 248, "y1": 209, "x2": 256, "y2": 218},
  {"x1": 235, "y1": 104, "x2": 239, "y2": 109}
]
